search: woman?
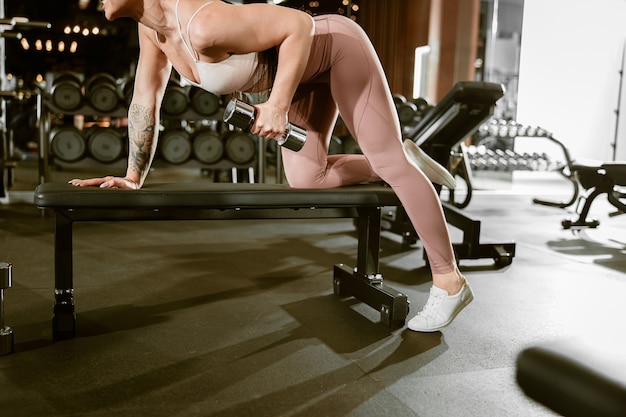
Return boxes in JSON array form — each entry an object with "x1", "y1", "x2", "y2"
[{"x1": 71, "y1": 0, "x2": 473, "y2": 332}]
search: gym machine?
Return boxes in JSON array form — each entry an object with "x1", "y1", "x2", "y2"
[
  {"x1": 559, "y1": 162, "x2": 626, "y2": 229},
  {"x1": 529, "y1": 132, "x2": 626, "y2": 229},
  {"x1": 0, "y1": 3, "x2": 50, "y2": 199},
  {"x1": 0, "y1": 0, "x2": 50, "y2": 355},
  {"x1": 387, "y1": 81, "x2": 516, "y2": 266}
]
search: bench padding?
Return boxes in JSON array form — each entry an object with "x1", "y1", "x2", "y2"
[{"x1": 34, "y1": 182, "x2": 400, "y2": 209}]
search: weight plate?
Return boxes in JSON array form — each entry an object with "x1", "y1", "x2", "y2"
[
  {"x1": 190, "y1": 88, "x2": 220, "y2": 116},
  {"x1": 393, "y1": 93, "x2": 407, "y2": 106},
  {"x1": 88, "y1": 86, "x2": 119, "y2": 113},
  {"x1": 225, "y1": 132, "x2": 256, "y2": 164},
  {"x1": 88, "y1": 129, "x2": 123, "y2": 163},
  {"x1": 51, "y1": 127, "x2": 85, "y2": 162},
  {"x1": 161, "y1": 130, "x2": 192, "y2": 164},
  {"x1": 397, "y1": 102, "x2": 417, "y2": 124},
  {"x1": 51, "y1": 83, "x2": 82, "y2": 111},
  {"x1": 162, "y1": 87, "x2": 188, "y2": 116},
  {"x1": 84, "y1": 73, "x2": 120, "y2": 113},
  {"x1": 122, "y1": 77, "x2": 134, "y2": 105},
  {"x1": 193, "y1": 130, "x2": 224, "y2": 164}
]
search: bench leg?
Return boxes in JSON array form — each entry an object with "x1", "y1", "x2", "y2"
[
  {"x1": 333, "y1": 206, "x2": 409, "y2": 327},
  {"x1": 53, "y1": 212, "x2": 76, "y2": 340},
  {"x1": 562, "y1": 189, "x2": 603, "y2": 229}
]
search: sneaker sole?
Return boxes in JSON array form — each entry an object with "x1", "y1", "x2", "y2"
[{"x1": 403, "y1": 139, "x2": 457, "y2": 189}]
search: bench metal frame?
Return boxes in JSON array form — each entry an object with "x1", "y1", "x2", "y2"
[{"x1": 36, "y1": 183, "x2": 410, "y2": 340}]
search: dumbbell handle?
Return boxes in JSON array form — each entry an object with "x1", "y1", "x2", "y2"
[{"x1": 223, "y1": 99, "x2": 307, "y2": 152}]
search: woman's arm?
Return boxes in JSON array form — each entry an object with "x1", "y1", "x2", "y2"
[
  {"x1": 69, "y1": 24, "x2": 171, "y2": 189},
  {"x1": 124, "y1": 24, "x2": 172, "y2": 188},
  {"x1": 190, "y1": 2, "x2": 314, "y2": 139}
]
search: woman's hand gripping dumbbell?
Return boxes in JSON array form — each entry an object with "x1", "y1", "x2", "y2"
[{"x1": 223, "y1": 99, "x2": 307, "y2": 152}]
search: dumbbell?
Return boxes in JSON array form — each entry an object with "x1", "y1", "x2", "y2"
[
  {"x1": 160, "y1": 129, "x2": 192, "y2": 164},
  {"x1": 86, "y1": 127, "x2": 125, "y2": 163},
  {"x1": 224, "y1": 131, "x2": 256, "y2": 164},
  {"x1": 189, "y1": 87, "x2": 220, "y2": 116},
  {"x1": 392, "y1": 93, "x2": 407, "y2": 106},
  {"x1": 50, "y1": 126, "x2": 86, "y2": 163},
  {"x1": 162, "y1": 80, "x2": 189, "y2": 116},
  {"x1": 0, "y1": 262, "x2": 13, "y2": 356},
  {"x1": 223, "y1": 99, "x2": 307, "y2": 152},
  {"x1": 192, "y1": 128, "x2": 224, "y2": 164},
  {"x1": 397, "y1": 101, "x2": 418, "y2": 124},
  {"x1": 50, "y1": 72, "x2": 83, "y2": 111},
  {"x1": 84, "y1": 73, "x2": 120, "y2": 113}
]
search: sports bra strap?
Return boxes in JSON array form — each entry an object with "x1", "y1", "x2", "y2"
[{"x1": 176, "y1": 0, "x2": 214, "y2": 62}]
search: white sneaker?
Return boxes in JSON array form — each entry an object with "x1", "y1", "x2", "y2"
[
  {"x1": 403, "y1": 139, "x2": 457, "y2": 189},
  {"x1": 407, "y1": 281, "x2": 474, "y2": 332}
]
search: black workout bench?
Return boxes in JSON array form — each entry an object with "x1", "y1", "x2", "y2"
[
  {"x1": 530, "y1": 133, "x2": 626, "y2": 229},
  {"x1": 35, "y1": 182, "x2": 410, "y2": 339}
]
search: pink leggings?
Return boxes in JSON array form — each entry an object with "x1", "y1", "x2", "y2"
[{"x1": 283, "y1": 15, "x2": 456, "y2": 274}]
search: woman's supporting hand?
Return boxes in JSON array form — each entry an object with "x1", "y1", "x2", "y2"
[{"x1": 68, "y1": 176, "x2": 140, "y2": 189}]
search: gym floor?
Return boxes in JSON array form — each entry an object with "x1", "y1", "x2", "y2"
[{"x1": 1, "y1": 160, "x2": 625, "y2": 417}]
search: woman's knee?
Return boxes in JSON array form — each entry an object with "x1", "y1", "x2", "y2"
[{"x1": 284, "y1": 173, "x2": 328, "y2": 189}]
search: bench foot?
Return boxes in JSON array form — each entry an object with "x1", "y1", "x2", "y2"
[
  {"x1": 333, "y1": 264, "x2": 409, "y2": 328},
  {"x1": 562, "y1": 217, "x2": 600, "y2": 230},
  {"x1": 53, "y1": 289, "x2": 76, "y2": 340},
  {"x1": 425, "y1": 242, "x2": 516, "y2": 268}
]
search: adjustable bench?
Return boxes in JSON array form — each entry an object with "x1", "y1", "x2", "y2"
[
  {"x1": 34, "y1": 182, "x2": 410, "y2": 340},
  {"x1": 530, "y1": 133, "x2": 626, "y2": 229},
  {"x1": 561, "y1": 162, "x2": 626, "y2": 229}
]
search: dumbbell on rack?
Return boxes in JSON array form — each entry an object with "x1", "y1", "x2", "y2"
[
  {"x1": 223, "y1": 99, "x2": 307, "y2": 152},
  {"x1": 0, "y1": 262, "x2": 13, "y2": 356}
]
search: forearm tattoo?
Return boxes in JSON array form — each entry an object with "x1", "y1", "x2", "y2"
[{"x1": 127, "y1": 103, "x2": 156, "y2": 179}]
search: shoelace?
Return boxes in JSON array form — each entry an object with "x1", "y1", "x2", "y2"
[{"x1": 417, "y1": 291, "x2": 445, "y2": 318}]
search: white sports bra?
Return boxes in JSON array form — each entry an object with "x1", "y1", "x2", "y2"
[{"x1": 175, "y1": 0, "x2": 260, "y2": 95}]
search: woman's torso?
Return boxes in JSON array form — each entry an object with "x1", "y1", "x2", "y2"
[
  {"x1": 156, "y1": 0, "x2": 261, "y2": 95},
  {"x1": 154, "y1": 5, "x2": 355, "y2": 95}
]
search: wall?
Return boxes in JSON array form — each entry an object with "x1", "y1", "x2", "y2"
[
  {"x1": 359, "y1": 0, "x2": 479, "y2": 101},
  {"x1": 517, "y1": 0, "x2": 626, "y2": 161},
  {"x1": 359, "y1": 0, "x2": 430, "y2": 98},
  {"x1": 425, "y1": 0, "x2": 480, "y2": 101}
]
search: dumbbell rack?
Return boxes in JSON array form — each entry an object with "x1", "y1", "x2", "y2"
[
  {"x1": 0, "y1": 95, "x2": 11, "y2": 354},
  {"x1": 39, "y1": 83, "x2": 268, "y2": 184},
  {"x1": 0, "y1": 1, "x2": 51, "y2": 354},
  {"x1": 0, "y1": 5, "x2": 51, "y2": 197},
  {"x1": 464, "y1": 120, "x2": 578, "y2": 205}
]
